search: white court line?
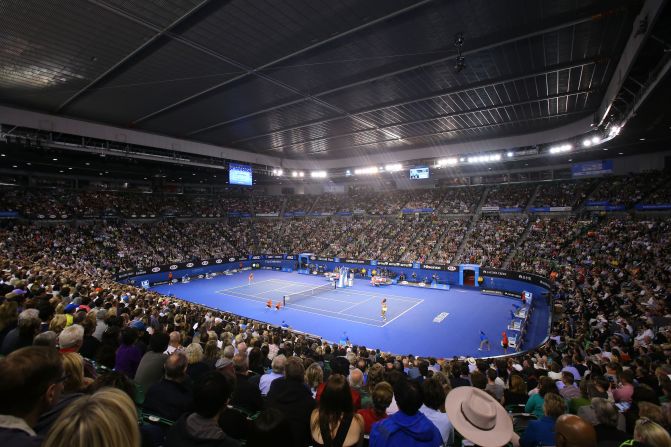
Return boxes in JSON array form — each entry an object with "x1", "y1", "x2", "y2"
[
  {"x1": 338, "y1": 295, "x2": 377, "y2": 314},
  {"x1": 338, "y1": 288, "x2": 423, "y2": 304},
  {"x1": 216, "y1": 279, "x2": 274, "y2": 293},
  {"x1": 218, "y1": 288, "x2": 386, "y2": 327},
  {"x1": 382, "y1": 299, "x2": 424, "y2": 327},
  {"x1": 266, "y1": 277, "x2": 423, "y2": 304},
  {"x1": 288, "y1": 303, "x2": 385, "y2": 326}
]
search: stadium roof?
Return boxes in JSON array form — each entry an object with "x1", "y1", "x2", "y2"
[{"x1": 0, "y1": 0, "x2": 669, "y2": 170}]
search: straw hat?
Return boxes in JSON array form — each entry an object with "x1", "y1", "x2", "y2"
[{"x1": 445, "y1": 387, "x2": 513, "y2": 447}]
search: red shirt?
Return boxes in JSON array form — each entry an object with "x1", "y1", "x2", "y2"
[
  {"x1": 316, "y1": 382, "x2": 361, "y2": 409},
  {"x1": 357, "y1": 408, "x2": 387, "y2": 433}
]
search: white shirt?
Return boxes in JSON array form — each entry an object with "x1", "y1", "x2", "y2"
[
  {"x1": 258, "y1": 371, "x2": 283, "y2": 396},
  {"x1": 420, "y1": 405, "x2": 454, "y2": 446}
]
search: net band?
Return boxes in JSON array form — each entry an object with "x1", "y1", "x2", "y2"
[{"x1": 283, "y1": 282, "x2": 334, "y2": 306}]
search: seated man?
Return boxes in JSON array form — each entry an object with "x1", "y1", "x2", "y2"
[
  {"x1": 165, "y1": 371, "x2": 240, "y2": 447},
  {"x1": 370, "y1": 379, "x2": 442, "y2": 447},
  {"x1": 144, "y1": 351, "x2": 194, "y2": 421},
  {"x1": 555, "y1": 414, "x2": 597, "y2": 447},
  {"x1": 0, "y1": 346, "x2": 64, "y2": 446}
]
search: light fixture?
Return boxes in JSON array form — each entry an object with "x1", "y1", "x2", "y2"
[
  {"x1": 310, "y1": 171, "x2": 327, "y2": 178},
  {"x1": 52, "y1": 158, "x2": 58, "y2": 161},
  {"x1": 591, "y1": 136, "x2": 600, "y2": 145},
  {"x1": 549, "y1": 144, "x2": 572, "y2": 154},
  {"x1": 292, "y1": 171, "x2": 298, "y2": 178},
  {"x1": 506, "y1": 152, "x2": 514, "y2": 157},
  {"x1": 385, "y1": 163, "x2": 403, "y2": 172},
  {"x1": 639, "y1": 138, "x2": 646, "y2": 141},
  {"x1": 436, "y1": 158, "x2": 458, "y2": 167},
  {"x1": 298, "y1": 171, "x2": 304, "y2": 178},
  {"x1": 354, "y1": 166, "x2": 379, "y2": 175},
  {"x1": 345, "y1": 170, "x2": 351, "y2": 176},
  {"x1": 272, "y1": 168, "x2": 283, "y2": 176},
  {"x1": 582, "y1": 139, "x2": 592, "y2": 147}
]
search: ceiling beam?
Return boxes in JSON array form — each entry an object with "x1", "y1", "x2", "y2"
[
  {"x1": 185, "y1": 8, "x2": 617, "y2": 137},
  {"x1": 128, "y1": 0, "x2": 435, "y2": 125},
  {"x1": 263, "y1": 90, "x2": 595, "y2": 152},
  {"x1": 232, "y1": 59, "x2": 601, "y2": 145},
  {"x1": 596, "y1": 0, "x2": 667, "y2": 126},
  {"x1": 306, "y1": 109, "x2": 595, "y2": 156},
  {"x1": 56, "y1": 0, "x2": 212, "y2": 113}
]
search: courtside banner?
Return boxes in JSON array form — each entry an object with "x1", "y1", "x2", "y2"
[
  {"x1": 480, "y1": 267, "x2": 552, "y2": 289},
  {"x1": 420, "y1": 264, "x2": 458, "y2": 271},
  {"x1": 480, "y1": 288, "x2": 523, "y2": 298},
  {"x1": 114, "y1": 255, "x2": 244, "y2": 280},
  {"x1": 376, "y1": 261, "x2": 414, "y2": 268}
]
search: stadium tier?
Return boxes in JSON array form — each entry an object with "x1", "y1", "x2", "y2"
[{"x1": 1, "y1": 2, "x2": 671, "y2": 446}]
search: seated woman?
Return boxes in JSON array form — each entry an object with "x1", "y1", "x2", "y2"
[
  {"x1": 519, "y1": 392, "x2": 565, "y2": 447},
  {"x1": 311, "y1": 375, "x2": 364, "y2": 447}
]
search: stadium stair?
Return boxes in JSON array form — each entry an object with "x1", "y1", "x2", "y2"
[
  {"x1": 452, "y1": 187, "x2": 489, "y2": 262},
  {"x1": 502, "y1": 218, "x2": 535, "y2": 269}
]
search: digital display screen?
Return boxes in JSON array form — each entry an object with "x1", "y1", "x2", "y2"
[
  {"x1": 409, "y1": 166, "x2": 429, "y2": 179},
  {"x1": 229, "y1": 163, "x2": 253, "y2": 186}
]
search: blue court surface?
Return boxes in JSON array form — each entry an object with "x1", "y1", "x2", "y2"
[{"x1": 152, "y1": 269, "x2": 549, "y2": 359}]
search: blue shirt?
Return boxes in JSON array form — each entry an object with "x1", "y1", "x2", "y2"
[
  {"x1": 480, "y1": 332, "x2": 488, "y2": 341},
  {"x1": 370, "y1": 411, "x2": 442, "y2": 447},
  {"x1": 520, "y1": 416, "x2": 556, "y2": 447}
]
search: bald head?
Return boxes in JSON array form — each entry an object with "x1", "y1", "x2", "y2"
[
  {"x1": 555, "y1": 415, "x2": 597, "y2": 447},
  {"x1": 164, "y1": 352, "x2": 188, "y2": 381},
  {"x1": 349, "y1": 368, "x2": 364, "y2": 388}
]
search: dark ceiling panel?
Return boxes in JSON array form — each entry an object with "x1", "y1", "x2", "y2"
[
  {"x1": 64, "y1": 40, "x2": 243, "y2": 125},
  {"x1": 0, "y1": 0, "x2": 643, "y2": 160},
  {"x1": 0, "y1": 0, "x2": 157, "y2": 110},
  {"x1": 101, "y1": 0, "x2": 206, "y2": 28},
  {"x1": 195, "y1": 101, "x2": 343, "y2": 148},
  {"x1": 137, "y1": 77, "x2": 303, "y2": 135},
  {"x1": 176, "y1": 0, "x2": 420, "y2": 68}
]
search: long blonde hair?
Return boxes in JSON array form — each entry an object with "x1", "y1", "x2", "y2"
[
  {"x1": 43, "y1": 388, "x2": 140, "y2": 447},
  {"x1": 634, "y1": 418, "x2": 671, "y2": 447}
]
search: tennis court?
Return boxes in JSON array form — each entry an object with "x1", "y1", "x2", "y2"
[
  {"x1": 151, "y1": 269, "x2": 549, "y2": 358},
  {"x1": 216, "y1": 277, "x2": 423, "y2": 327}
]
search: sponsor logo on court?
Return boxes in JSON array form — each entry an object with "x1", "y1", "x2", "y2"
[
  {"x1": 216, "y1": 259, "x2": 222, "y2": 263},
  {"x1": 433, "y1": 312, "x2": 449, "y2": 323},
  {"x1": 186, "y1": 262, "x2": 194, "y2": 268},
  {"x1": 151, "y1": 267, "x2": 160, "y2": 273},
  {"x1": 201, "y1": 261, "x2": 209, "y2": 266},
  {"x1": 169, "y1": 265, "x2": 178, "y2": 270}
]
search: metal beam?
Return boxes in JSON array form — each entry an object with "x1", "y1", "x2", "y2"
[
  {"x1": 129, "y1": 0, "x2": 435, "y2": 125},
  {"x1": 186, "y1": 9, "x2": 611, "y2": 137},
  {"x1": 56, "y1": 0, "x2": 212, "y2": 112},
  {"x1": 232, "y1": 59, "x2": 600, "y2": 144},
  {"x1": 264, "y1": 90, "x2": 595, "y2": 152},
  {"x1": 299, "y1": 110, "x2": 594, "y2": 155},
  {"x1": 596, "y1": 0, "x2": 667, "y2": 126}
]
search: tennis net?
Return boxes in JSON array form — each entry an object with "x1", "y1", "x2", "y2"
[{"x1": 283, "y1": 282, "x2": 335, "y2": 306}]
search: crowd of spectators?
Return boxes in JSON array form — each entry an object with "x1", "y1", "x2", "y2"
[
  {"x1": 425, "y1": 219, "x2": 470, "y2": 265},
  {"x1": 0, "y1": 184, "x2": 670, "y2": 446},
  {"x1": 483, "y1": 184, "x2": 536, "y2": 209},
  {"x1": 438, "y1": 187, "x2": 484, "y2": 214},
  {"x1": 251, "y1": 196, "x2": 282, "y2": 215},
  {"x1": 586, "y1": 172, "x2": 669, "y2": 206},
  {"x1": 459, "y1": 215, "x2": 529, "y2": 267},
  {"x1": 532, "y1": 180, "x2": 597, "y2": 208}
]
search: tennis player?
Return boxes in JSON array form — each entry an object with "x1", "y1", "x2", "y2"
[
  {"x1": 478, "y1": 331, "x2": 490, "y2": 351},
  {"x1": 381, "y1": 298, "x2": 388, "y2": 321},
  {"x1": 248, "y1": 272, "x2": 254, "y2": 285},
  {"x1": 275, "y1": 301, "x2": 282, "y2": 311},
  {"x1": 266, "y1": 299, "x2": 272, "y2": 310}
]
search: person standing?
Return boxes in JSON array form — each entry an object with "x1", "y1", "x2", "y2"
[
  {"x1": 381, "y1": 299, "x2": 388, "y2": 322},
  {"x1": 478, "y1": 331, "x2": 490, "y2": 351},
  {"x1": 501, "y1": 332, "x2": 509, "y2": 354},
  {"x1": 248, "y1": 272, "x2": 254, "y2": 286}
]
